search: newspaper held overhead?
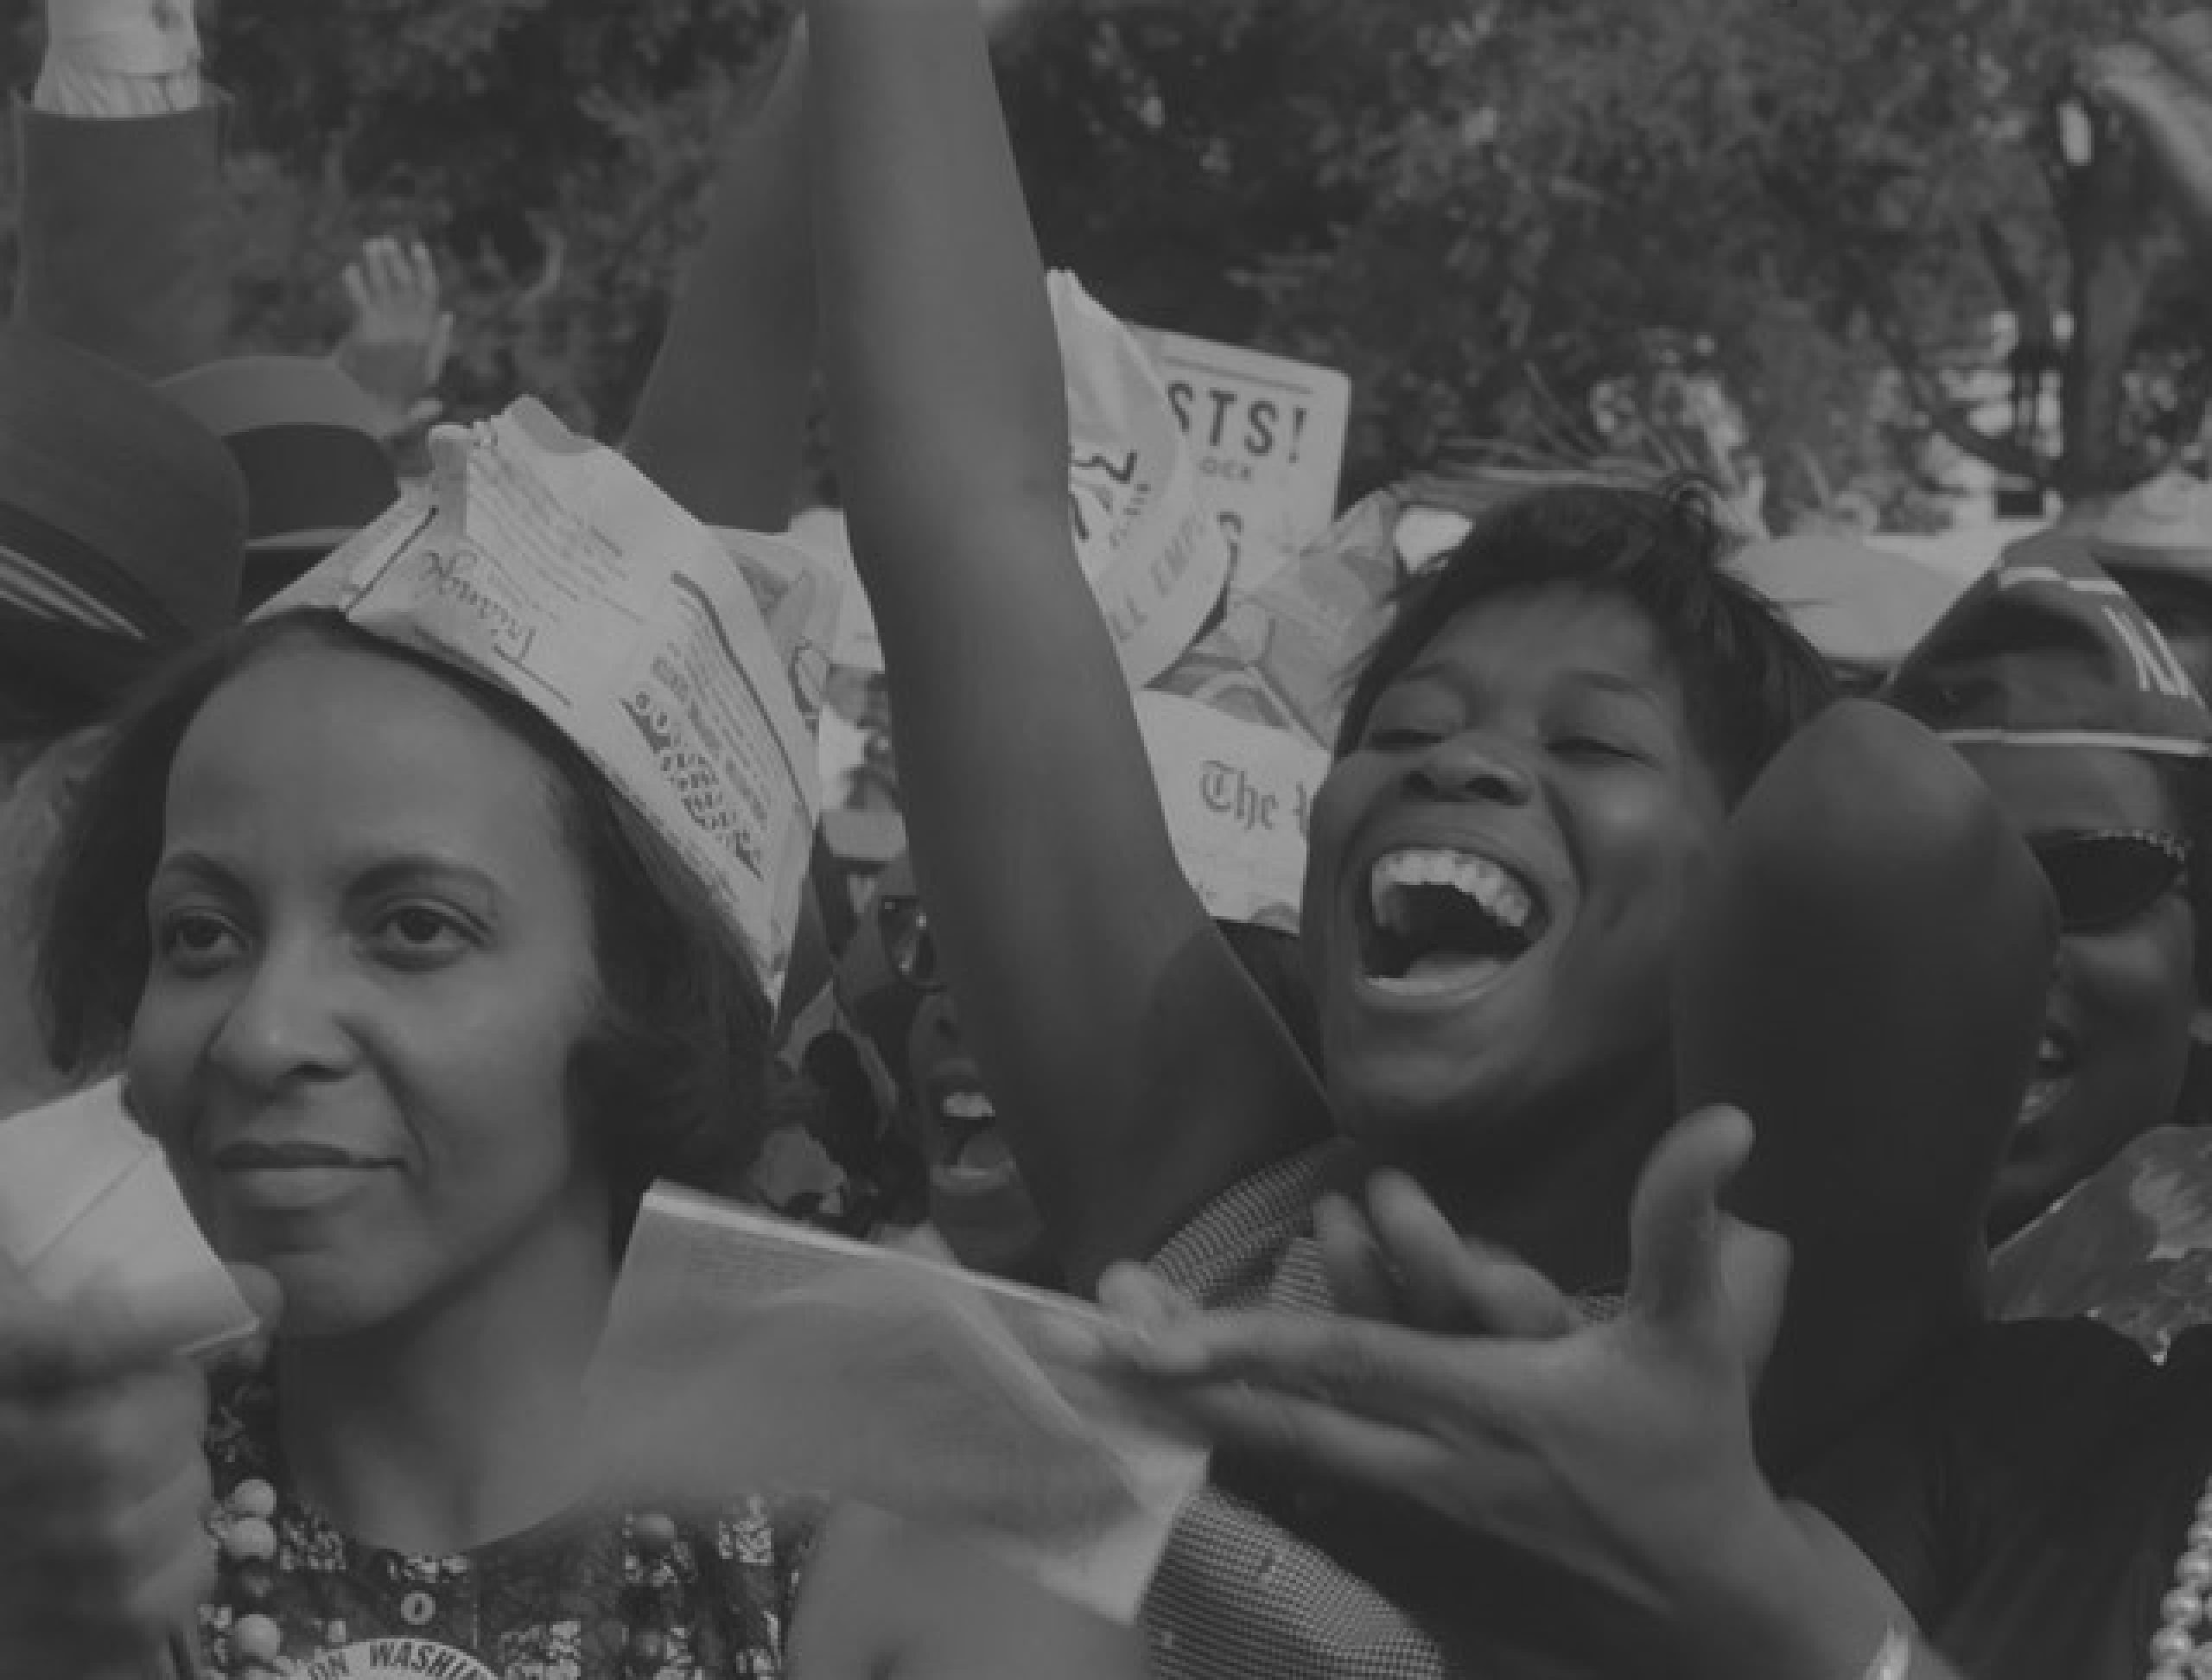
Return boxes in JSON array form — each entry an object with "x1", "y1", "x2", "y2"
[
  {"x1": 266, "y1": 401, "x2": 831, "y2": 1002},
  {"x1": 1135, "y1": 328, "x2": 1351, "y2": 601},
  {"x1": 1133, "y1": 691, "x2": 1327, "y2": 931},
  {"x1": 1050, "y1": 272, "x2": 1235, "y2": 690},
  {"x1": 586, "y1": 1185, "x2": 1211, "y2": 1625},
  {"x1": 1150, "y1": 487, "x2": 1406, "y2": 752}
]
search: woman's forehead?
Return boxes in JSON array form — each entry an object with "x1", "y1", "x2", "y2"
[
  {"x1": 166, "y1": 642, "x2": 567, "y2": 860},
  {"x1": 1406, "y1": 587, "x2": 1681, "y2": 703}
]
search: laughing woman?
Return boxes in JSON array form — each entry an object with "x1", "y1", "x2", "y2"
[{"x1": 0, "y1": 605, "x2": 1142, "y2": 1680}]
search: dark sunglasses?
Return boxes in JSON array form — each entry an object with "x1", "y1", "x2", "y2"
[
  {"x1": 875, "y1": 894, "x2": 944, "y2": 992},
  {"x1": 2028, "y1": 830, "x2": 2193, "y2": 932}
]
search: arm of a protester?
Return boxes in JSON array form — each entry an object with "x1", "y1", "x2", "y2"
[
  {"x1": 1671, "y1": 700, "x2": 2056, "y2": 1473},
  {"x1": 623, "y1": 22, "x2": 814, "y2": 531},
  {"x1": 789, "y1": 1504, "x2": 1147, "y2": 1680},
  {"x1": 15, "y1": 0, "x2": 228, "y2": 379},
  {"x1": 1093, "y1": 1110, "x2": 1967, "y2": 1680},
  {"x1": 805, "y1": 0, "x2": 1327, "y2": 1289}
]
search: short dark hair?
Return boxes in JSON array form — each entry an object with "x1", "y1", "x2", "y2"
[
  {"x1": 35, "y1": 612, "x2": 771, "y2": 1247},
  {"x1": 1335, "y1": 480, "x2": 1837, "y2": 799}
]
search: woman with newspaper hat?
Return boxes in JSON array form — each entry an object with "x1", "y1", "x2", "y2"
[{"x1": 0, "y1": 404, "x2": 1143, "y2": 1678}]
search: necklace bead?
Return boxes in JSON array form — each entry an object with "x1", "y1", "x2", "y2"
[
  {"x1": 223, "y1": 1516, "x2": 278, "y2": 1562},
  {"x1": 2154, "y1": 1474, "x2": 2212, "y2": 1680},
  {"x1": 232, "y1": 1613, "x2": 283, "y2": 1664}
]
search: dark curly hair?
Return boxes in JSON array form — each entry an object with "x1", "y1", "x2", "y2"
[
  {"x1": 1336, "y1": 479, "x2": 1838, "y2": 801},
  {"x1": 35, "y1": 612, "x2": 772, "y2": 1250}
]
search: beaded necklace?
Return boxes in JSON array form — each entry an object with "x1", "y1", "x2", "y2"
[
  {"x1": 2147, "y1": 1472, "x2": 2212, "y2": 1679},
  {"x1": 203, "y1": 1478, "x2": 725, "y2": 1680}
]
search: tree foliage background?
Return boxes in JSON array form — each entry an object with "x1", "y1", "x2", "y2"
[{"x1": 2, "y1": 0, "x2": 2205, "y2": 528}]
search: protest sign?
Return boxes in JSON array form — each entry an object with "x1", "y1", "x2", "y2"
[
  {"x1": 588, "y1": 1186, "x2": 1210, "y2": 1623},
  {"x1": 1135, "y1": 328, "x2": 1351, "y2": 598},
  {"x1": 270, "y1": 401, "x2": 826, "y2": 1000},
  {"x1": 1134, "y1": 690, "x2": 1326, "y2": 930}
]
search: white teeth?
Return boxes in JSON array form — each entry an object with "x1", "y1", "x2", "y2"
[
  {"x1": 940, "y1": 1090, "x2": 996, "y2": 1123},
  {"x1": 1367, "y1": 847, "x2": 1535, "y2": 933}
]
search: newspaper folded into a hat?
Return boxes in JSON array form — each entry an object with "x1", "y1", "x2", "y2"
[
  {"x1": 585, "y1": 1186, "x2": 1210, "y2": 1624},
  {"x1": 265, "y1": 400, "x2": 834, "y2": 999},
  {"x1": 0, "y1": 1079, "x2": 257, "y2": 1359}
]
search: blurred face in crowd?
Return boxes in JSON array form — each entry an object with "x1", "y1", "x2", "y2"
[
  {"x1": 836, "y1": 855, "x2": 1051, "y2": 1281},
  {"x1": 1301, "y1": 585, "x2": 1726, "y2": 1177},
  {"x1": 1961, "y1": 742, "x2": 2203, "y2": 1244},
  {"x1": 127, "y1": 639, "x2": 613, "y2": 1334}
]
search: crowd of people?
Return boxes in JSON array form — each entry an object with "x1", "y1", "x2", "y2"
[{"x1": 10, "y1": 0, "x2": 2212, "y2": 1677}]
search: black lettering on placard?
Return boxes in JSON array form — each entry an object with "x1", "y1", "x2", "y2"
[
  {"x1": 1245, "y1": 399, "x2": 1279, "y2": 457},
  {"x1": 1163, "y1": 378, "x2": 1316, "y2": 468}
]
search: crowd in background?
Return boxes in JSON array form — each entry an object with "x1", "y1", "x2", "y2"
[{"x1": 16, "y1": 3, "x2": 2212, "y2": 1679}]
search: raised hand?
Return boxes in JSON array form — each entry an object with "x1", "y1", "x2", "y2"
[
  {"x1": 333, "y1": 234, "x2": 455, "y2": 441},
  {"x1": 0, "y1": 1244, "x2": 275, "y2": 1678}
]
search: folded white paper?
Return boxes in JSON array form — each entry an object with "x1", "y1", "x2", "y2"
[
  {"x1": 0, "y1": 1079, "x2": 257, "y2": 1361},
  {"x1": 586, "y1": 1185, "x2": 1210, "y2": 1623}
]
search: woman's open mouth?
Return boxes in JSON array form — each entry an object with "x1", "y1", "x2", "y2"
[
  {"x1": 929, "y1": 1081, "x2": 1017, "y2": 1186},
  {"x1": 1355, "y1": 845, "x2": 1550, "y2": 1000}
]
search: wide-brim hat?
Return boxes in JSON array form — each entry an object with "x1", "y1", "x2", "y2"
[
  {"x1": 0, "y1": 321, "x2": 245, "y2": 645},
  {"x1": 158, "y1": 356, "x2": 397, "y2": 579}
]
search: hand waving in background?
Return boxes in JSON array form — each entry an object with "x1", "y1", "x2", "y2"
[{"x1": 332, "y1": 234, "x2": 454, "y2": 442}]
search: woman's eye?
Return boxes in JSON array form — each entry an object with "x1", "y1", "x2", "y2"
[
  {"x1": 154, "y1": 911, "x2": 245, "y2": 973},
  {"x1": 369, "y1": 905, "x2": 473, "y2": 963},
  {"x1": 1553, "y1": 735, "x2": 1635, "y2": 761},
  {"x1": 1369, "y1": 727, "x2": 1440, "y2": 750}
]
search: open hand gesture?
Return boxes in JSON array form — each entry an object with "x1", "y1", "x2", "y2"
[
  {"x1": 334, "y1": 235, "x2": 455, "y2": 441},
  {"x1": 1093, "y1": 1108, "x2": 1793, "y2": 1621}
]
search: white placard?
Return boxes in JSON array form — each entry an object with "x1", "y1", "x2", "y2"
[{"x1": 1137, "y1": 328, "x2": 1351, "y2": 597}]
